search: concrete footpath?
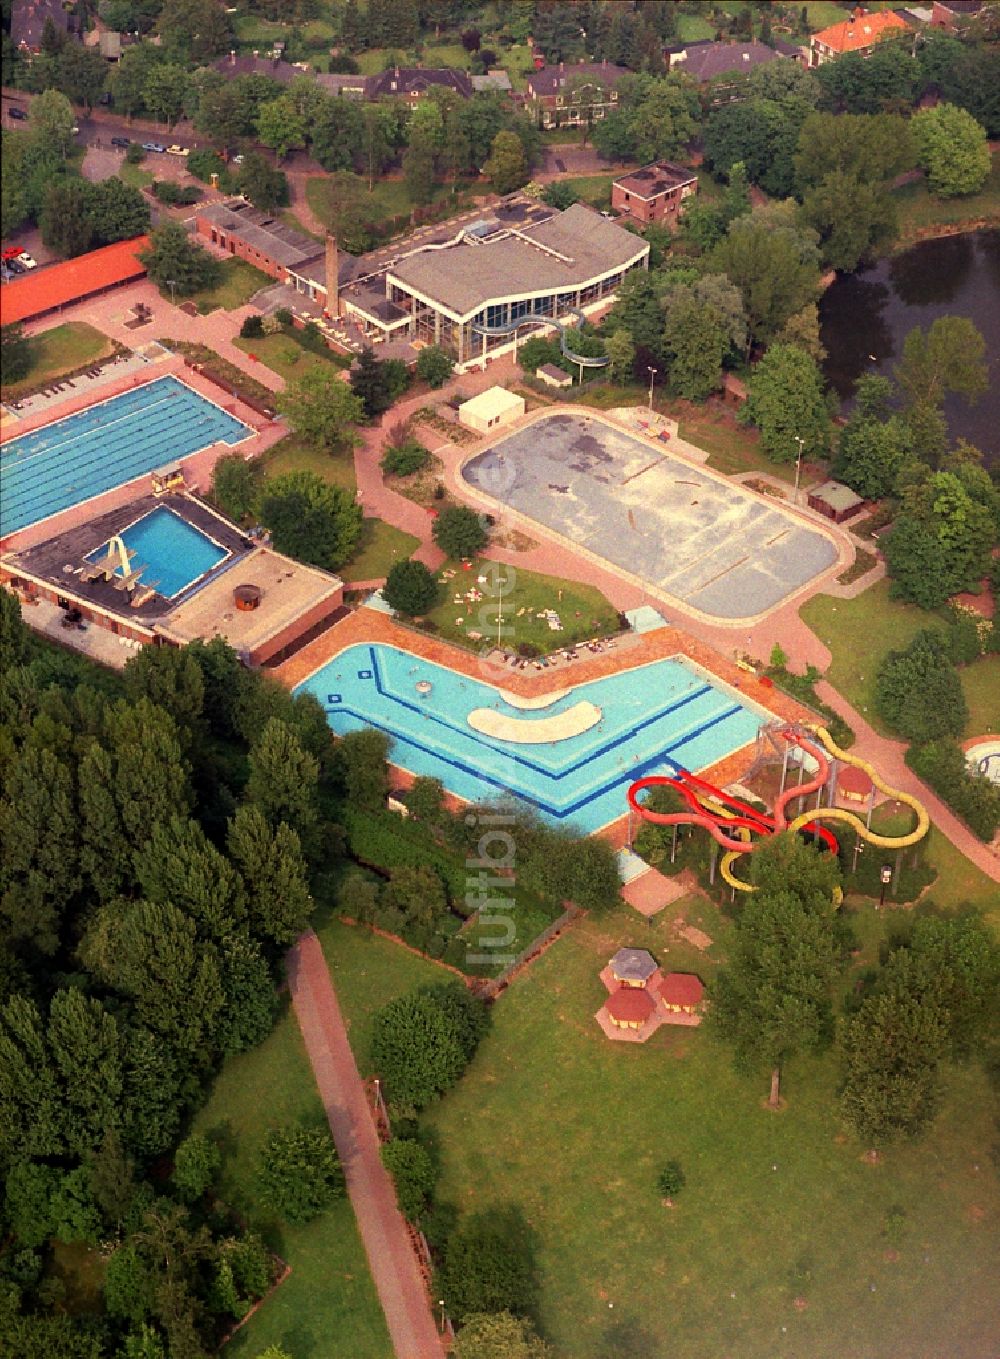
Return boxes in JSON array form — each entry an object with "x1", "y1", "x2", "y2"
[{"x1": 287, "y1": 932, "x2": 444, "y2": 1359}]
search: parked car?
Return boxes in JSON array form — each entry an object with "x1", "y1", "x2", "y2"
[
  {"x1": 165, "y1": 144, "x2": 189, "y2": 157},
  {"x1": 111, "y1": 135, "x2": 131, "y2": 148},
  {"x1": 8, "y1": 106, "x2": 28, "y2": 120},
  {"x1": 16, "y1": 252, "x2": 38, "y2": 270},
  {"x1": 71, "y1": 125, "x2": 80, "y2": 134},
  {"x1": 142, "y1": 142, "x2": 166, "y2": 153},
  {"x1": 231, "y1": 153, "x2": 244, "y2": 165},
  {"x1": 5, "y1": 258, "x2": 26, "y2": 274}
]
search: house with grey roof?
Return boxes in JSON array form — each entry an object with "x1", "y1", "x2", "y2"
[
  {"x1": 314, "y1": 66, "x2": 474, "y2": 101},
  {"x1": 525, "y1": 60, "x2": 630, "y2": 129},
  {"x1": 195, "y1": 201, "x2": 323, "y2": 280},
  {"x1": 12, "y1": 0, "x2": 72, "y2": 52},
  {"x1": 665, "y1": 39, "x2": 790, "y2": 83}
]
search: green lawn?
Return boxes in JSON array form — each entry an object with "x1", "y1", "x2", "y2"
[
  {"x1": 258, "y1": 435, "x2": 419, "y2": 581},
  {"x1": 190, "y1": 259, "x2": 272, "y2": 314},
  {"x1": 676, "y1": 13, "x2": 717, "y2": 40},
  {"x1": 420, "y1": 41, "x2": 472, "y2": 69},
  {"x1": 234, "y1": 331, "x2": 352, "y2": 384},
  {"x1": 322, "y1": 896, "x2": 1000, "y2": 1359},
  {"x1": 317, "y1": 920, "x2": 445, "y2": 1075},
  {"x1": 190, "y1": 1004, "x2": 391, "y2": 1359},
  {"x1": 675, "y1": 405, "x2": 802, "y2": 486},
  {"x1": 499, "y1": 43, "x2": 536, "y2": 92},
  {"x1": 558, "y1": 173, "x2": 617, "y2": 208},
  {"x1": 891, "y1": 153, "x2": 1000, "y2": 249},
  {"x1": 800, "y1": 582, "x2": 995, "y2": 741},
  {"x1": 1, "y1": 321, "x2": 114, "y2": 399},
  {"x1": 421, "y1": 556, "x2": 621, "y2": 654},
  {"x1": 118, "y1": 163, "x2": 153, "y2": 189}
]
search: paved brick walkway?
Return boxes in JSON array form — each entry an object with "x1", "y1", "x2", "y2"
[{"x1": 287, "y1": 932, "x2": 443, "y2": 1359}]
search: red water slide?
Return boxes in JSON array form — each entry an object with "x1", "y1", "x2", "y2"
[{"x1": 627, "y1": 731, "x2": 839, "y2": 855}]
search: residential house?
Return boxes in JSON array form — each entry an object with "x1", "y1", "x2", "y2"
[
  {"x1": 525, "y1": 60, "x2": 630, "y2": 129},
  {"x1": 11, "y1": 0, "x2": 71, "y2": 53},
  {"x1": 611, "y1": 162, "x2": 698, "y2": 227},
  {"x1": 809, "y1": 6, "x2": 908, "y2": 65},
  {"x1": 664, "y1": 39, "x2": 791, "y2": 82},
  {"x1": 930, "y1": 0, "x2": 983, "y2": 29},
  {"x1": 313, "y1": 66, "x2": 473, "y2": 101},
  {"x1": 213, "y1": 50, "x2": 302, "y2": 84}
]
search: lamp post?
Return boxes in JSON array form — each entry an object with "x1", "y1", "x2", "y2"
[
  {"x1": 879, "y1": 863, "x2": 892, "y2": 908},
  {"x1": 166, "y1": 279, "x2": 178, "y2": 306},
  {"x1": 793, "y1": 435, "x2": 805, "y2": 503},
  {"x1": 647, "y1": 366, "x2": 657, "y2": 411},
  {"x1": 438, "y1": 1299, "x2": 447, "y2": 1333}
]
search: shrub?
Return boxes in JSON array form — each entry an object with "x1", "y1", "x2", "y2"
[
  {"x1": 383, "y1": 558, "x2": 438, "y2": 616},
  {"x1": 415, "y1": 345, "x2": 454, "y2": 389},
  {"x1": 432, "y1": 504, "x2": 488, "y2": 559},
  {"x1": 151, "y1": 180, "x2": 180, "y2": 203},
  {"x1": 370, "y1": 982, "x2": 490, "y2": 1113},
  {"x1": 656, "y1": 1160, "x2": 686, "y2": 1199},
  {"x1": 124, "y1": 142, "x2": 145, "y2": 165},
  {"x1": 440, "y1": 1205, "x2": 538, "y2": 1322},
  {"x1": 907, "y1": 740, "x2": 1000, "y2": 842},
  {"x1": 172, "y1": 1132, "x2": 221, "y2": 1204},
  {"x1": 380, "y1": 1139, "x2": 437, "y2": 1221},
  {"x1": 274, "y1": 307, "x2": 293, "y2": 327},
  {"x1": 211, "y1": 452, "x2": 260, "y2": 522},
  {"x1": 256, "y1": 1127, "x2": 344, "y2": 1224},
  {"x1": 874, "y1": 630, "x2": 968, "y2": 744},
  {"x1": 381, "y1": 438, "x2": 430, "y2": 477},
  {"x1": 187, "y1": 147, "x2": 226, "y2": 183},
  {"x1": 240, "y1": 314, "x2": 265, "y2": 339}
]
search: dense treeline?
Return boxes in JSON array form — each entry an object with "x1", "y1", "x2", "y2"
[{"x1": 0, "y1": 588, "x2": 337, "y2": 1357}]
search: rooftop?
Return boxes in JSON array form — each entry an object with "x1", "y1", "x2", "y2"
[
  {"x1": 813, "y1": 8, "x2": 907, "y2": 50},
  {"x1": 670, "y1": 40, "x2": 786, "y2": 81},
  {"x1": 809, "y1": 480, "x2": 865, "y2": 513},
  {"x1": 527, "y1": 60, "x2": 630, "y2": 98},
  {"x1": 387, "y1": 202, "x2": 648, "y2": 319},
  {"x1": 614, "y1": 161, "x2": 698, "y2": 199},
  {"x1": 198, "y1": 201, "x2": 322, "y2": 270},
  {"x1": 605, "y1": 987, "x2": 657, "y2": 1023},
  {"x1": 2, "y1": 493, "x2": 252, "y2": 626},
  {"x1": 212, "y1": 52, "x2": 300, "y2": 83},
  {"x1": 0, "y1": 236, "x2": 150, "y2": 327},
  {"x1": 156, "y1": 545, "x2": 342, "y2": 656},
  {"x1": 609, "y1": 947, "x2": 659, "y2": 983},
  {"x1": 12, "y1": 0, "x2": 70, "y2": 49},
  {"x1": 658, "y1": 973, "x2": 704, "y2": 1008},
  {"x1": 366, "y1": 66, "x2": 473, "y2": 99},
  {"x1": 459, "y1": 386, "x2": 525, "y2": 421}
]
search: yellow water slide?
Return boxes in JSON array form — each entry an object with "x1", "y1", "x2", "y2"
[{"x1": 718, "y1": 725, "x2": 929, "y2": 893}]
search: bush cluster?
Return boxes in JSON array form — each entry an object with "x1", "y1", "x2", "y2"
[{"x1": 907, "y1": 740, "x2": 1000, "y2": 842}]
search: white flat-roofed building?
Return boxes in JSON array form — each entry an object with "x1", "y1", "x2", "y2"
[{"x1": 458, "y1": 386, "x2": 525, "y2": 433}]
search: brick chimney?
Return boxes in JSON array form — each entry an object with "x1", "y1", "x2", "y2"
[{"x1": 324, "y1": 233, "x2": 339, "y2": 318}]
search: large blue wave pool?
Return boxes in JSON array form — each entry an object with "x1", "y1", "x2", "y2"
[{"x1": 295, "y1": 643, "x2": 767, "y2": 833}]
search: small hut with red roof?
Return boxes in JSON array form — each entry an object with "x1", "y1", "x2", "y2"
[{"x1": 596, "y1": 948, "x2": 706, "y2": 1042}]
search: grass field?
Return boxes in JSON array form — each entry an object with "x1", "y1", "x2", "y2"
[
  {"x1": 420, "y1": 555, "x2": 621, "y2": 654},
  {"x1": 190, "y1": 1004, "x2": 391, "y2": 1359},
  {"x1": 675, "y1": 404, "x2": 805, "y2": 486},
  {"x1": 318, "y1": 919, "x2": 445, "y2": 1074},
  {"x1": 190, "y1": 259, "x2": 272, "y2": 314},
  {"x1": 258, "y1": 435, "x2": 419, "y2": 581},
  {"x1": 117, "y1": 163, "x2": 153, "y2": 189},
  {"x1": 891, "y1": 153, "x2": 1000, "y2": 249},
  {"x1": 1, "y1": 321, "x2": 114, "y2": 400},
  {"x1": 323, "y1": 895, "x2": 1000, "y2": 1359},
  {"x1": 557, "y1": 173, "x2": 617, "y2": 208},
  {"x1": 233, "y1": 332, "x2": 352, "y2": 384},
  {"x1": 800, "y1": 582, "x2": 996, "y2": 741}
]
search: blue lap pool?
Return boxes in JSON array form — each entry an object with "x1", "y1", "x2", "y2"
[
  {"x1": 87, "y1": 506, "x2": 229, "y2": 598},
  {"x1": 0, "y1": 375, "x2": 252, "y2": 536},
  {"x1": 296, "y1": 643, "x2": 768, "y2": 833}
]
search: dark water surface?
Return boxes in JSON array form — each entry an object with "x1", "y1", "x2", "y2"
[{"x1": 819, "y1": 229, "x2": 1000, "y2": 459}]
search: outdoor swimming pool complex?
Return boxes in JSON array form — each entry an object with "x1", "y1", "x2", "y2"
[
  {"x1": 87, "y1": 506, "x2": 229, "y2": 598},
  {"x1": 296, "y1": 643, "x2": 767, "y2": 833},
  {"x1": 0, "y1": 376, "x2": 252, "y2": 537}
]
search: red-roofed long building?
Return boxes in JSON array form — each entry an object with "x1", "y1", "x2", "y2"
[
  {"x1": 809, "y1": 6, "x2": 907, "y2": 65},
  {"x1": 0, "y1": 237, "x2": 151, "y2": 327}
]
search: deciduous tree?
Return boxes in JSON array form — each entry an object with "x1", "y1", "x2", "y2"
[
  {"x1": 226, "y1": 804, "x2": 314, "y2": 946},
  {"x1": 257, "y1": 1127, "x2": 344, "y2": 1223},
  {"x1": 741, "y1": 343, "x2": 832, "y2": 463},
  {"x1": 276, "y1": 366, "x2": 365, "y2": 452},
  {"x1": 873, "y1": 629, "x2": 968, "y2": 741},
  {"x1": 383, "y1": 558, "x2": 438, "y2": 616},
  {"x1": 912, "y1": 102, "x2": 991, "y2": 197},
  {"x1": 140, "y1": 221, "x2": 222, "y2": 297}
]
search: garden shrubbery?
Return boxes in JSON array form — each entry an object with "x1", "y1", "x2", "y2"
[{"x1": 907, "y1": 740, "x2": 1000, "y2": 842}]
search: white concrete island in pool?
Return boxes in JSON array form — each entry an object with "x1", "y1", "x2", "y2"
[{"x1": 467, "y1": 699, "x2": 602, "y2": 743}]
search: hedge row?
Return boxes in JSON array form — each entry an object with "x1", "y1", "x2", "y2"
[
  {"x1": 343, "y1": 807, "x2": 470, "y2": 910},
  {"x1": 906, "y1": 740, "x2": 1000, "y2": 843}
]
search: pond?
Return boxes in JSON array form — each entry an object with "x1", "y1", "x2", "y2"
[{"x1": 819, "y1": 229, "x2": 1000, "y2": 461}]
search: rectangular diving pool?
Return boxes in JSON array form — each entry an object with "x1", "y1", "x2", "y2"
[
  {"x1": 86, "y1": 506, "x2": 229, "y2": 599},
  {"x1": 295, "y1": 643, "x2": 767, "y2": 834}
]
